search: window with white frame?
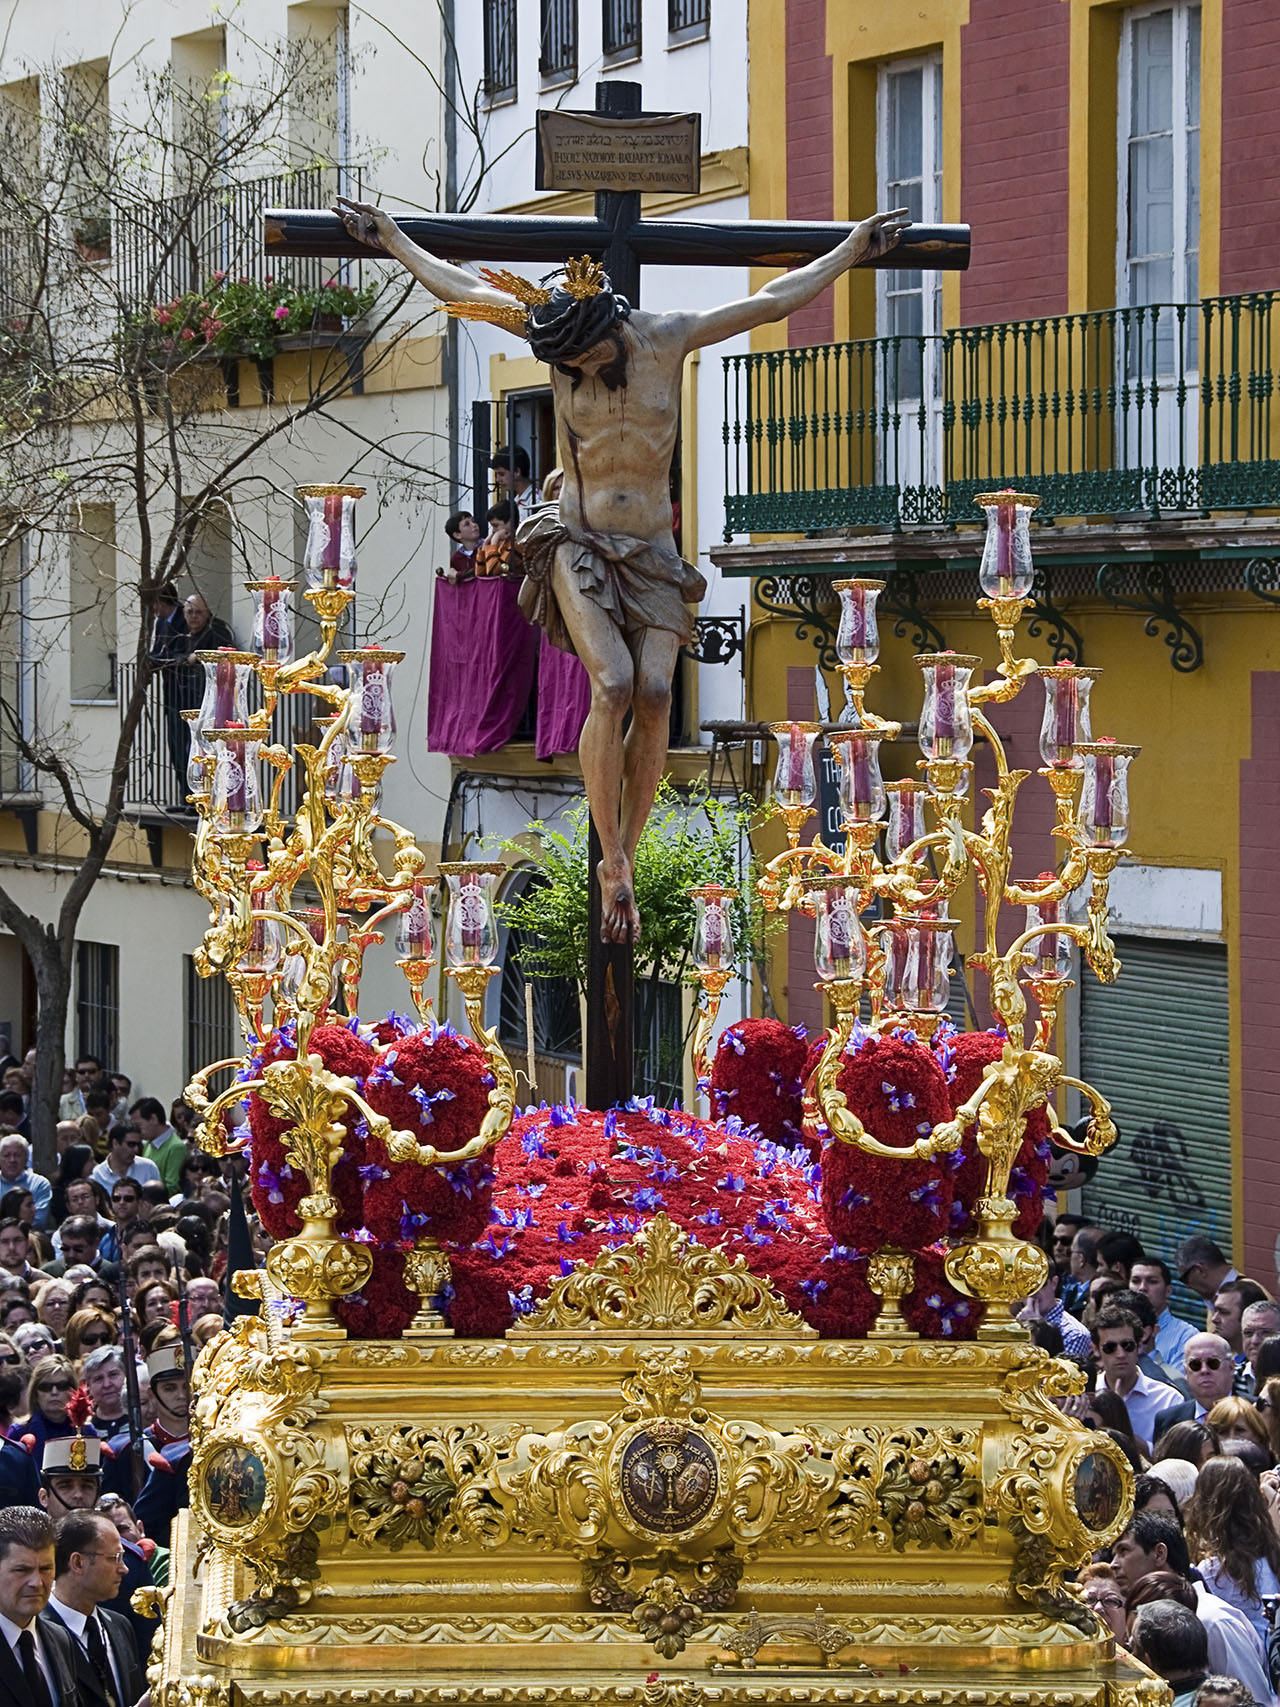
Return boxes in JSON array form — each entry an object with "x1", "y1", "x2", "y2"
[
  {"x1": 877, "y1": 56, "x2": 943, "y2": 402},
  {"x1": 1119, "y1": 3, "x2": 1201, "y2": 369}
]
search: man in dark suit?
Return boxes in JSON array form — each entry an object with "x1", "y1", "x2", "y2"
[
  {"x1": 43, "y1": 1511, "x2": 144, "y2": 1707},
  {"x1": 1151, "y1": 1330, "x2": 1236, "y2": 1440},
  {"x1": 0, "y1": 1504, "x2": 80, "y2": 1707}
]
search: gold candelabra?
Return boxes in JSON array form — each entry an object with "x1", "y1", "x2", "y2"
[
  {"x1": 180, "y1": 483, "x2": 516, "y2": 1339},
  {"x1": 750, "y1": 494, "x2": 1131, "y2": 1337}
]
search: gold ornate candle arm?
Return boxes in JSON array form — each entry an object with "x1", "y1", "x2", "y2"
[{"x1": 691, "y1": 968, "x2": 733, "y2": 1085}]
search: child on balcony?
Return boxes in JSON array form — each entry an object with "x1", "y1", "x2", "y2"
[
  {"x1": 441, "y1": 510, "x2": 481, "y2": 582},
  {"x1": 475, "y1": 501, "x2": 517, "y2": 578}
]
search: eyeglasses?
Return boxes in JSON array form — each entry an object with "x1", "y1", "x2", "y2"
[
  {"x1": 1187, "y1": 1356, "x2": 1224, "y2": 1372},
  {"x1": 1100, "y1": 1340, "x2": 1137, "y2": 1355},
  {"x1": 0, "y1": 1353, "x2": 19, "y2": 1366},
  {"x1": 81, "y1": 1551, "x2": 125, "y2": 1566},
  {"x1": 1088, "y1": 1594, "x2": 1125, "y2": 1611},
  {"x1": 36, "y1": 1379, "x2": 72, "y2": 1395}
]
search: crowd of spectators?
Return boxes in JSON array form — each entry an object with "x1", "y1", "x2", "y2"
[
  {"x1": 0, "y1": 1042, "x2": 258, "y2": 1706},
  {"x1": 1025, "y1": 1211, "x2": 1280, "y2": 1704}
]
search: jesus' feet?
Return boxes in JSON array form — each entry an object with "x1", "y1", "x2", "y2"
[{"x1": 597, "y1": 857, "x2": 642, "y2": 944}]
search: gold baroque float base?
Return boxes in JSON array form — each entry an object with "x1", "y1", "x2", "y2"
[{"x1": 147, "y1": 1278, "x2": 1170, "y2": 1707}]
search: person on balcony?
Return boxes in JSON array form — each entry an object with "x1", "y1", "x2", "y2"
[
  {"x1": 475, "y1": 503, "x2": 516, "y2": 578},
  {"x1": 443, "y1": 511, "x2": 481, "y2": 582},
  {"x1": 488, "y1": 447, "x2": 541, "y2": 526},
  {"x1": 165, "y1": 594, "x2": 236, "y2": 805}
]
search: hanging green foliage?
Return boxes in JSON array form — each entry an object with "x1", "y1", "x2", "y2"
[{"x1": 492, "y1": 780, "x2": 776, "y2": 994}]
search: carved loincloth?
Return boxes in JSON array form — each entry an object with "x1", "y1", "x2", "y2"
[{"x1": 515, "y1": 509, "x2": 707, "y2": 657}]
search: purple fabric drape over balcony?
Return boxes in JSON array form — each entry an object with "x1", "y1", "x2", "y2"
[
  {"x1": 535, "y1": 634, "x2": 590, "y2": 760},
  {"x1": 427, "y1": 578, "x2": 537, "y2": 756},
  {"x1": 427, "y1": 577, "x2": 590, "y2": 759}
]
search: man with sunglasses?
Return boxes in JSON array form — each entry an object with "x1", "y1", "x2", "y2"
[
  {"x1": 1152, "y1": 1331, "x2": 1237, "y2": 1439},
  {"x1": 1091, "y1": 1305, "x2": 1181, "y2": 1453},
  {"x1": 90, "y1": 1128, "x2": 161, "y2": 1197}
]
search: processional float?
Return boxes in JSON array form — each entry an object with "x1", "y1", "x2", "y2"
[{"x1": 143, "y1": 486, "x2": 1168, "y2": 1707}]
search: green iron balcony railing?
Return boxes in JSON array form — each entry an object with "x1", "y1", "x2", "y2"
[{"x1": 721, "y1": 292, "x2": 1279, "y2": 537}]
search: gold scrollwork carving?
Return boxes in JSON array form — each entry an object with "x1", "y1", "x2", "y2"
[
  {"x1": 347, "y1": 1424, "x2": 512, "y2": 1551},
  {"x1": 516, "y1": 1213, "x2": 812, "y2": 1337}
]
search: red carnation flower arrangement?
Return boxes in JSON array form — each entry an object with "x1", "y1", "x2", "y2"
[
  {"x1": 708, "y1": 1018, "x2": 808, "y2": 1148},
  {"x1": 241, "y1": 1015, "x2": 495, "y2": 1339},
  {"x1": 446, "y1": 1101, "x2": 828, "y2": 1337}
]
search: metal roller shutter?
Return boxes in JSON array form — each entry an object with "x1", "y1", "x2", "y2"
[{"x1": 1079, "y1": 935, "x2": 1231, "y2": 1322}]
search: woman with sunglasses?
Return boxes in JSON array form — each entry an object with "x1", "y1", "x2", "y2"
[
  {"x1": 63, "y1": 1306, "x2": 118, "y2": 1362},
  {"x1": 0, "y1": 1332, "x2": 23, "y2": 1376},
  {"x1": 19, "y1": 1351, "x2": 95, "y2": 1468}
]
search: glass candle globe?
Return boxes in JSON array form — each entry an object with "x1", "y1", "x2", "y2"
[
  {"x1": 884, "y1": 779, "x2": 929, "y2": 863},
  {"x1": 882, "y1": 916, "x2": 954, "y2": 1013},
  {"x1": 277, "y1": 909, "x2": 331, "y2": 1010},
  {"x1": 833, "y1": 578, "x2": 884, "y2": 665},
  {"x1": 830, "y1": 730, "x2": 887, "y2": 823},
  {"x1": 916, "y1": 653, "x2": 980, "y2": 765},
  {"x1": 441, "y1": 863, "x2": 503, "y2": 969},
  {"x1": 1076, "y1": 740, "x2": 1139, "y2": 848},
  {"x1": 976, "y1": 490, "x2": 1038, "y2": 599},
  {"x1": 396, "y1": 879, "x2": 438, "y2": 963},
  {"x1": 195, "y1": 651, "x2": 253, "y2": 736},
  {"x1": 769, "y1": 721, "x2": 821, "y2": 808},
  {"x1": 237, "y1": 911, "x2": 285, "y2": 978},
  {"x1": 1038, "y1": 664, "x2": 1099, "y2": 769},
  {"x1": 184, "y1": 713, "x2": 212, "y2": 795},
  {"x1": 298, "y1": 484, "x2": 364, "y2": 593},
  {"x1": 340, "y1": 648, "x2": 401, "y2": 756},
  {"x1": 208, "y1": 728, "x2": 263, "y2": 836},
  {"x1": 811, "y1": 877, "x2": 867, "y2": 983},
  {"x1": 690, "y1": 883, "x2": 737, "y2": 972},
  {"x1": 249, "y1": 577, "x2": 295, "y2": 665},
  {"x1": 1024, "y1": 884, "x2": 1073, "y2": 979}
]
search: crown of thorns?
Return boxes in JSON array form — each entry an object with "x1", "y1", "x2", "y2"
[{"x1": 445, "y1": 256, "x2": 610, "y2": 335}]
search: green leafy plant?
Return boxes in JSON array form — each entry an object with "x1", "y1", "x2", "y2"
[
  {"x1": 492, "y1": 779, "x2": 777, "y2": 994},
  {"x1": 129, "y1": 272, "x2": 379, "y2": 362}
]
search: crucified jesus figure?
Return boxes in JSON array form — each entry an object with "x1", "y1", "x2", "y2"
[{"x1": 337, "y1": 197, "x2": 908, "y2": 942}]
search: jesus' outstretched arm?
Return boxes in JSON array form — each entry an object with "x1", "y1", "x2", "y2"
[
  {"x1": 669, "y1": 207, "x2": 912, "y2": 353},
  {"x1": 334, "y1": 196, "x2": 514, "y2": 311}
]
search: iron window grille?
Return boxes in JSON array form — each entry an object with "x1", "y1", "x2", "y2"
[
  {"x1": 603, "y1": 0, "x2": 642, "y2": 58},
  {"x1": 483, "y1": 0, "x2": 518, "y2": 99},
  {"x1": 540, "y1": 0, "x2": 578, "y2": 80},
  {"x1": 76, "y1": 942, "x2": 119, "y2": 1070}
]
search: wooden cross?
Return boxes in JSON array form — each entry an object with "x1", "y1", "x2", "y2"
[{"x1": 266, "y1": 81, "x2": 968, "y2": 1110}]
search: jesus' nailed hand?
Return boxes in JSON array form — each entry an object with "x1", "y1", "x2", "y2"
[{"x1": 336, "y1": 196, "x2": 909, "y2": 944}]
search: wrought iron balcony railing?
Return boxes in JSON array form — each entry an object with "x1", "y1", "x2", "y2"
[
  {"x1": 0, "y1": 659, "x2": 39, "y2": 802},
  {"x1": 722, "y1": 292, "x2": 1280, "y2": 536},
  {"x1": 117, "y1": 659, "x2": 313, "y2": 820},
  {"x1": 113, "y1": 163, "x2": 364, "y2": 319}
]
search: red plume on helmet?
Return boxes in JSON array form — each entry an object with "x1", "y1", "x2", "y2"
[{"x1": 65, "y1": 1386, "x2": 94, "y2": 1432}]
